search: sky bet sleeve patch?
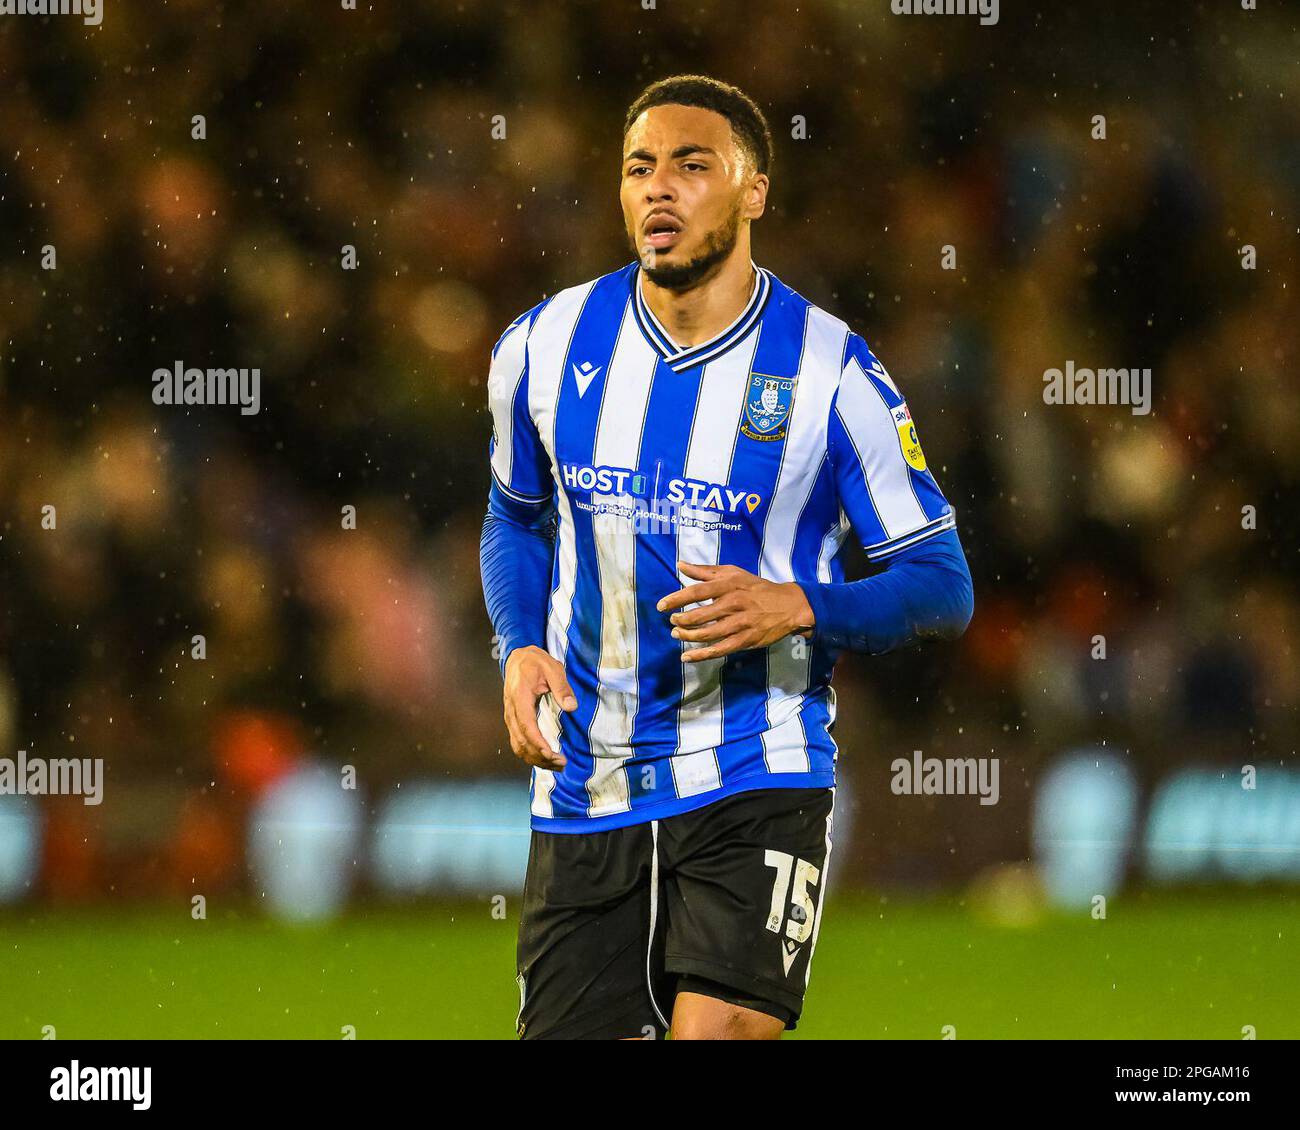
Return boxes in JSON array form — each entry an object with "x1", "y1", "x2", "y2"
[{"x1": 894, "y1": 402, "x2": 927, "y2": 472}]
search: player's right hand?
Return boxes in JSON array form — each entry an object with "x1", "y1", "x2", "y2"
[{"x1": 502, "y1": 645, "x2": 577, "y2": 771}]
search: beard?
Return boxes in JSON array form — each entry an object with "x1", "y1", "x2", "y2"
[{"x1": 632, "y1": 197, "x2": 744, "y2": 291}]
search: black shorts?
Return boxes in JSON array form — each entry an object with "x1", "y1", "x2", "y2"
[{"x1": 516, "y1": 786, "x2": 835, "y2": 1040}]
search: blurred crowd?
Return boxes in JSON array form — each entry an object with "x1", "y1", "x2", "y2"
[{"x1": 0, "y1": 0, "x2": 1295, "y2": 897}]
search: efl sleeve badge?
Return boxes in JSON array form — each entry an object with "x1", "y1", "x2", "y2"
[{"x1": 894, "y1": 403, "x2": 927, "y2": 471}]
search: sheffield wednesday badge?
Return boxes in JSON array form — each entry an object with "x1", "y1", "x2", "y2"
[{"x1": 741, "y1": 373, "x2": 796, "y2": 442}]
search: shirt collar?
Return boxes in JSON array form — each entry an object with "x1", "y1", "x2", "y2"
[{"x1": 632, "y1": 258, "x2": 771, "y2": 373}]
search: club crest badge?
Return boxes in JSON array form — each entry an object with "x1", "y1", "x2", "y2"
[{"x1": 741, "y1": 373, "x2": 797, "y2": 442}]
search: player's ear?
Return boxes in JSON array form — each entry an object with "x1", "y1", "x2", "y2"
[{"x1": 744, "y1": 172, "x2": 769, "y2": 221}]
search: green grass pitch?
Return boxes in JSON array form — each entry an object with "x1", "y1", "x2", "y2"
[{"x1": 2, "y1": 891, "x2": 1295, "y2": 1039}]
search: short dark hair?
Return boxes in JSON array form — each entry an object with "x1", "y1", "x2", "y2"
[{"x1": 624, "y1": 74, "x2": 773, "y2": 177}]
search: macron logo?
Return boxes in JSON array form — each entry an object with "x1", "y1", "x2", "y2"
[{"x1": 573, "y1": 360, "x2": 601, "y2": 398}]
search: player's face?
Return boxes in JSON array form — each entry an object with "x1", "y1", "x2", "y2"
[{"x1": 621, "y1": 103, "x2": 767, "y2": 289}]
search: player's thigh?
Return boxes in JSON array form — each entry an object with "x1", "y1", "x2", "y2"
[
  {"x1": 661, "y1": 787, "x2": 834, "y2": 1032},
  {"x1": 670, "y1": 983, "x2": 786, "y2": 1040},
  {"x1": 516, "y1": 822, "x2": 667, "y2": 1040}
]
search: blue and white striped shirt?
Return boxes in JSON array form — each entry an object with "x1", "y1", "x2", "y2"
[{"x1": 487, "y1": 259, "x2": 956, "y2": 831}]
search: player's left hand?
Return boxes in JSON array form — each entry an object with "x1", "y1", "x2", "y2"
[{"x1": 656, "y1": 561, "x2": 815, "y2": 663}]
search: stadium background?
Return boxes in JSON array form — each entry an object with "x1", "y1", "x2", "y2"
[{"x1": 0, "y1": 0, "x2": 1296, "y2": 1038}]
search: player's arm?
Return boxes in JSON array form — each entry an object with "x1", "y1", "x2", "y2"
[
  {"x1": 661, "y1": 530, "x2": 971, "y2": 660},
  {"x1": 801, "y1": 337, "x2": 973, "y2": 654},
  {"x1": 479, "y1": 307, "x2": 576, "y2": 768},
  {"x1": 797, "y1": 527, "x2": 972, "y2": 654},
  {"x1": 661, "y1": 337, "x2": 973, "y2": 660}
]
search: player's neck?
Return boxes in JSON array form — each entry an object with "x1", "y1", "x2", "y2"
[{"x1": 638, "y1": 250, "x2": 758, "y2": 350}]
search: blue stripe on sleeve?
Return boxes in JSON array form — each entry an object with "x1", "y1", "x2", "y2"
[
  {"x1": 798, "y1": 527, "x2": 974, "y2": 655},
  {"x1": 480, "y1": 478, "x2": 556, "y2": 676}
]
